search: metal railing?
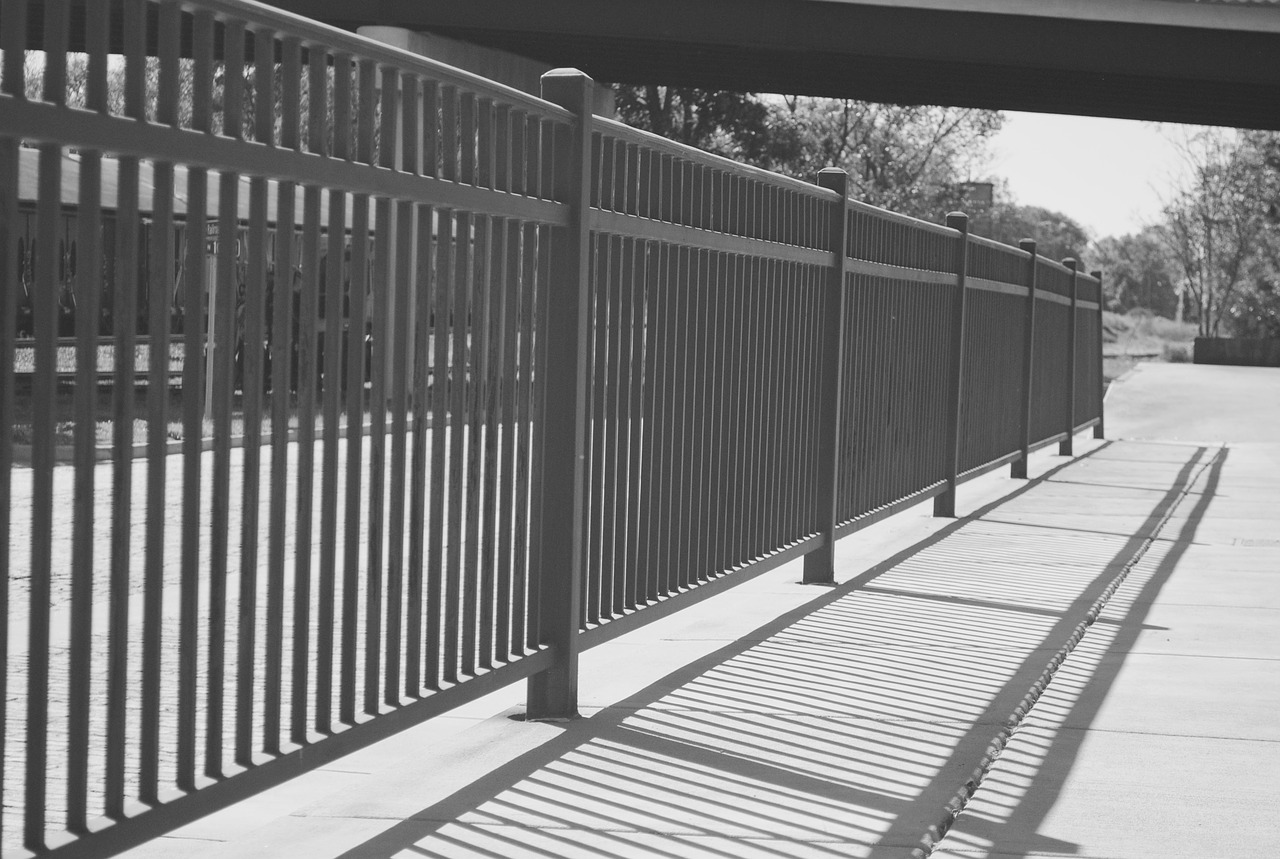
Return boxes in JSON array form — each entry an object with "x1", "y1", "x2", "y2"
[{"x1": 0, "y1": 0, "x2": 1103, "y2": 854}]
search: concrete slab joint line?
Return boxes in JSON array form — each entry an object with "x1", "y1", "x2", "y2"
[{"x1": 912, "y1": 444, "x2": 1227, "y2": 859}]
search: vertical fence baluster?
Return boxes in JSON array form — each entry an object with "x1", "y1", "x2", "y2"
[
  {"x1": 363, "y1": 63, "x2": 396, "y2": 714},
  {"x1": 289, "y1": 43, "x2": 325, "y2": 743},
  {"x1": 527, "y1": 69, "x2": 593, "y2": 720},
  {"x1": 624, "y1": 238, "x2": 644, "y2": 607},
  {"x1": 461, "y1": 212, "x2": 486, "y2": 675},
  {"x1": 583, "y1": 235, "x2": 603, "y2": 623},
  {"x1": 104, "y1": 0, "x2": 146, "y2": 816},
  {"x1": 139, "y1": 0, "x2": 180, "y2": 799},
  {"x1": 66, "y1": 0, "x2": 106, "y2": 828},
  {"x1": 231, "y1": 24, "x2": 272, "y2": 766},
  {"x1": 208, "y1": 18, "x2": 246, "y2": 778},
  {"x1": 442, "y1": 205, "x2": 464, "y2": 684},
  {"x1": 179, "y1": 9, "x2": 214, "y2": 780},
  {"x1": 427, "y1": 206, "x2": 452, "y2": 685},
  {"x1": 0, "y1": 0, "x2": 23, "y2": 841},
  {"x1": 386, "y1": 71, "x2": 419, "y2": 703},
  {"x1": 494, "y1": 218, "x2": 522, "y2": 659},
  {"x1": 406, "y1": 202, "x2": 435, "y2": 693},
  {"x1": 340, "y1": 57, "x2": 376, "y2": 724},
  {"x1": 317, "y1": 51, "x2": 352, "y2": 731},
  {"x1": 444, "y1": 208, "x2": 468, "y2": 684},
  {"x1": 515, "y1": 222, "x2": 541, "y2": 654},
  {"x1": 25, "y1": 3, "x2": 70, "y2": 842},
  {"x1": 477, "y1": 216, "x2": 504, "y2": 666}
]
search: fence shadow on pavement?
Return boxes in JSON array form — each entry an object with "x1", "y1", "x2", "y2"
[
  {"x1": 931, "y1": 444, "x2": 1226, "y2": 859},
  {"x1": 309, "y1": 441, "x2": 1214, "y2": 859}
]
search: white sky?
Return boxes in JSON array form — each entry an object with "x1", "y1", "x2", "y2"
[{"x1": 988, "y1": 111, "x2": 1193, "y2": 241}]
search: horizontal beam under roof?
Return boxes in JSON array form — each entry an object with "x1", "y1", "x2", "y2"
[{"x1": 261, "y1": 0, "x2": 1280, "y2": 129}]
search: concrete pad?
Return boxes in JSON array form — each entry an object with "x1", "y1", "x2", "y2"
[
  {"x1": 1156, "y1": 517, "x2": 1280, "y2": 545},
  {"x1": 174, "y1": 813, "x2": 399, "y2": 859},
  {"x1": 932, "y1": 726, "x2": 1280, "y2": 859},
  {"x1": 1096, "y1": 602, "x2": 1280, "y2": 660},
  {"x1": 297, "y1": 712, "x2": 971, "y2": 856},
  {"x1": 1024, "y1": 643, "x2": 1280, "y2": 742},
  {"x1": 379, "y1": 822, "x2": 922, "y2": 859},
  {"x1": 1130, "y1": 540, "x2": 1280, "y2": 574},
  {"x1": 1125, "y1": 563, "x2": 1280, "y2": 610},
  {"x1": 1105, "y1": 363, "x2": 1280, "y2": 443}
]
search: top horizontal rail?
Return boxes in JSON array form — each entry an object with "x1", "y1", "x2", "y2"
[
  {"x1": 1, "y1": 98, "x2": 569, "y2": 225},
  {"x1": 1035, "y1": 251, "x2": 1099, "y2": 282},
  {"x1": 847, "y1": 198, "x2": 959, "y2": 239},
  {"x1": 968, "y1": 229, "x2": 1099, "y2": 283},
  {"x1": 168, "y1": 0, "x2": 574, "y2": 121},
  {"x1": 592, "y1": 115, "x2": 838, "y2": 203},
  {"x1": 968, "y1": 231, "x2": 1031, "y2": 261}
]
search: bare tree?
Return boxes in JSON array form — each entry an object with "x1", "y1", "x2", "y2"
[{"x1": 1159, "y1": 129, "x2": 1268, "y2": 337}]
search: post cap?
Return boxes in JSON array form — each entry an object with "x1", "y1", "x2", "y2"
[
  {"x1": 816, "y1": 168, "x2": 848, "y2": 195},
  {"x1": 540, "y1": 69, "x2": 594, "y2": 111}
]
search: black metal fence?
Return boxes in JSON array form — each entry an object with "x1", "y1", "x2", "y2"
[{"x1": 0, "y1": 0, "x2": 1102, "y2": 854}]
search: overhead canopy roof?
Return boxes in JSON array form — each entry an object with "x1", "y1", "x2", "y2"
[{"x1": 263, "y1": 0, "x2": 1280, "y2": 129}]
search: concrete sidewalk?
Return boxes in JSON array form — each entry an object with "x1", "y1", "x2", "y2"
[
  {"x1": 124, "y1": 363, "x2": 1278, "y2": 859},
  {"x1": 932, "y1": 363, "x2": 1280, "y2": 858}
]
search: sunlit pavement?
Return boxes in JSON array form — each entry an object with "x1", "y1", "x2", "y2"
[
  {"x1": 121, "y1": 364, "x2": 1279, "y2": 859},
  {"x1": 932, "y1": 364, "x2": 1280, "y2": 859}
]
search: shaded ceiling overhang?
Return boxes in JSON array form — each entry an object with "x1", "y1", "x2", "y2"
[{"x1": 260, "y1": 0, "x2": 1280, "y2": 130}]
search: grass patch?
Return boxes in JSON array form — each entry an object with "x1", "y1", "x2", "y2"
[
  {"x1": 1101, "y1": 308, "x2": 1197, "y2": 390},
  {"x1": 1103, "y1": 309, "x2": 1197, "y2": 358}
]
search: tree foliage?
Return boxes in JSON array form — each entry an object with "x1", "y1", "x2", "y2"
[
  {"x1": 973, "y1": 202, "x2": 1092, "y2": 267},
  {"x1": 613, "y1": 86, "x2": 776, "y2": 164},
  {"x1": 1092, "y1": 228, "x2": 1180, "y2": 317},
  {"x1": 612, "y1": 86, "x2": 1004, "y2": 223},
  {"x1": 763, "y1": 98, "x2": 1004, "y2": 220},
  {"x1": 1158, "y1": 130, "x2": 1271, "y2": 337}
]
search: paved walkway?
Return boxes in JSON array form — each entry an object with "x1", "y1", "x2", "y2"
[
  {"x1": 116, "y1": 363, "x2": 1277, "y2": 858},
  {"x1": 932, "y1": 363, "x2": 1280, "y2": 858}
]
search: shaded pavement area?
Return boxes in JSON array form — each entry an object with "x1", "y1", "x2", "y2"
[{"x1": 123, "y1": 363, "x2": 1278, "y2": 858}]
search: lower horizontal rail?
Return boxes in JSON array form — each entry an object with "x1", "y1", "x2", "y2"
[
  {"x1": 958, "y1": 450, "x2": 1023, "y2": 484},
  {"x1": 835, "y1": 481, "x2": 949, "y2": 540},
  {"x1": 1029, "y1": 417, "x2": 1100, "y2": 457},
  {"x1": 578, "y1": 536, "x2": 822, "y2": 652}
]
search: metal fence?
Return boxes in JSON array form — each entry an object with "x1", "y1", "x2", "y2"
[{"x1": 0, "y1": 0, "x2": 1102, "y2": 854}]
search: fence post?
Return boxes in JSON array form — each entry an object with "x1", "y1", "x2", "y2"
[
  {"x1": 1092, "y1": 269, "x2": 1105, "y2": 439},
  {"x1": 1060, "y1": 258, "x2": 1079, "y2": 456},
  {"x1": 527, "y1": 69, "x2": 594, "y2": 721},
  {"x1": 804, "y1": 168, "x2": 851, "y2": 585},
  {"x1": 934, "y1": 212, "x2": 969, "y2": 518},
  {"x1": 1012, "y1": 239, "x2": 1037, "y2": 479}
]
